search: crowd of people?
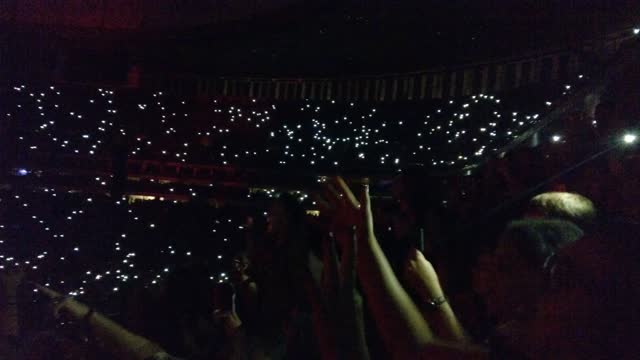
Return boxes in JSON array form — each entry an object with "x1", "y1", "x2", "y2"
[
  {"x1": 1, "y1": 175, "x2": 638, "y2": 359},
  {"x1": 1, "y1": 44, "x2": 640, "y2": 359},
  {"x1": 1, "y1": 73, "x2": 590, "y2": 175}
]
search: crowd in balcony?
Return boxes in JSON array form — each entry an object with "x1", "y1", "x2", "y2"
[{"x1": 3, "y1": 73, "x2": 592, "y2": 174}]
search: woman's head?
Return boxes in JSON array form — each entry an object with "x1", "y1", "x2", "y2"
[{"x1": 475, "y1": 219, "x2": 583, "y2": 322}]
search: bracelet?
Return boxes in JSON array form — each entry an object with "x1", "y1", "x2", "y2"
[{"x1": 424, "y1": 295, "x2": 447, "y2": 311}]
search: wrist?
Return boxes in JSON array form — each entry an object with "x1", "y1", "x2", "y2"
[
  {"x1": 413, "y1": 278, "x2": 443, "y2": 300},
  {"x1": 422, "y1": 285, "x2": 445, "y2": 300}
]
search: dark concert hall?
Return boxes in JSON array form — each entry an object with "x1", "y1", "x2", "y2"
[{"x1": 1, "y1": 1, "x2": 639, "y2": 359}]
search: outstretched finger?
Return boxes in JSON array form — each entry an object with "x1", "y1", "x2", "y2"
[
  {"x1": 335, "y1": 176, "x2": 361, "y2": 210},
  {"x1": 360, "y1": 183, "x2": 375, "y2": 238},
  {"x1": 322, "y1": 182, "x2": 344, "y2": 209},
  {"x1": 35, "y1": 284, "x2": 61, "y2": 299}
]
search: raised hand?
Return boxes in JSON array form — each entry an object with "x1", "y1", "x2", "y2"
[
  {"x1": 316, "y1": 177, "x2": 475, "y2": 356},
  {"x1": 315, "y1": 176, "x2": 363, "y2": 233},
  {"x1": 35, "y1": 285, "x2": 169, "y2": 360},
  {"x1": 35, "y1": 284, "x2": 90, "y2": 320},
  {"x1": 314, "y1": 176, "x2": 373, "y2": 251},
  {"x1": 403, "y1": 248, "x2": 444, "y2": 301},
  {"x1": 403, "y1": 249, "x2": 470, "y2": 342}
]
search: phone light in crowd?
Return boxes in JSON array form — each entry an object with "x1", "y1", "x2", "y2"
[
  {"x1": 634, "y1": 28, "x2": 640, "y2": 35},
  {"x1": 622, "y1": 133, "x2": 637, "y2": 144},
  {"x1": 17, "y1": 168, "x2": 29, "y2": 176},
  {"x1": 551, "y1": 134, "x2": 562, "y2": 143}
]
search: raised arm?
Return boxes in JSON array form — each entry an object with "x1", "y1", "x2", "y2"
[
  {"x1": 306, "y1": 230, "x2": 370, "y2": 360},
  {"x1": 403, "y1": 248, "x2": 468, "y2": 342},
  {"x1": 325, "y1": 177, "x2": 487, "y2": 359},
  {"x1": 354, "y1": 181, "x2": 433, "y2": 357},
  {"x1": 36, "y1": 285, "x2": 166, "y2": 360}
]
